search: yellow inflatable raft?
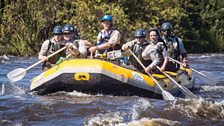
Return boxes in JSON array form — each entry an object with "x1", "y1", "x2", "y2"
[{"x1": 30, "y1": 59, "x2": 195, "y2": 99}]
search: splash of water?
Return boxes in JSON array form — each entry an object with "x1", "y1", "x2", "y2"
[
  {"x1": 84, "y1": 112, "x2": 124, "y2": 126},
  {"x1": 67, "y1": 90, "x2": 93, "y2": 97},
  {"x1": 169, "y1": 98, "x2": 224, "y2": 120},
  {"x1": 201, "y1": 85, "x2": 224, "y2": 92},
  {"x1": 9, "y1": 82, "x2": 26, "y2": 95},
  {"x1": 0, "y1": 83, "x2": 5, "y2": 95},
  {"x1": 3, "y1": 54, "x2": 10, "y2": 60},
  {"x1": 131, "y1": 98, "x2": 153, "y2": 120},
  {"x1": 117, "y1": 118, "x2": 181, "y2": 126}
]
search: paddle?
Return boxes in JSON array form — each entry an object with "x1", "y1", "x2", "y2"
[
  {"x1": 90, "y1": 52, "x2": 93, "y2": 59},
  {"x1": 168, "y1": 57, "x2": 219, "y2": 85},
  {"x1": 7, "y1": 46, "x2": 66, "y2": 83},
  {"x1": 157, "y1": 66, "x2": 198, "y2": 98},
  {"x1": 128, "y1": 49, "x2": 176, "y2": 100}
]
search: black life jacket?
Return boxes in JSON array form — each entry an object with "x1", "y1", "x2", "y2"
[
  {"x1": 42, "y1": 40, "x2": 66, "y2": 69},
  {"x1": 161, "y1": 36, "x2": 180, "y2": 60},
  {"x1": 65, "y1": 38, "x2": 80, "y2": 49},
  {"x1": 97, "y1": 29, "x2": 121, "y2": 54},
  {"x1": 130, "y1": 41, "x2": 151, "y2": 70}
]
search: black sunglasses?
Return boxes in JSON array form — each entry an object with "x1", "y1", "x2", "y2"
[
  {"x1": 162, "y1": 29, "x2": 171, "y2": 32},
  {"x1": 54, "y1": 33, "x2": 63, "y2": 36},
  {"x1": 136, "y1": 36, "x2": 144, "y2": 39},
  {"x1": 64, "y1": 32, "x2": 71, "y2": 35}
]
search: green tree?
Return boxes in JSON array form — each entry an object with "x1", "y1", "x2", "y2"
[
  {"x1": 199, "y1": 0, "x2": 224, "y2": 52},
  {"x1": 1, "y1": 0, "x2": 64, "y2": 55},
  {"x1": 60, "y1": 0, "x2": 130, "y2": 43},
  {"x1": 0, "y1": 0, "x2": 224, "y2": 55}
]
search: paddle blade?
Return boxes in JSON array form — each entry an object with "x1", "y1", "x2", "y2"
[
  {"x1": 197, "y1": 71, "x2": 219, "y2": 85},
  {"x1": 7, "y1": 68, "x2": 26, "y2": 83},
  {"x1": 162, "y1": 91, "x2": 176, "y2": 101},
  {"x1": 181, "y1": 86, "x2": 198, "y2": 98}
]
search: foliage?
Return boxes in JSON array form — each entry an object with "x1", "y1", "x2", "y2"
[
  {"x1": 0, "y1": 0, "x2": 64, "y2": 55},
  {"x1": 0, "y1": 0, "x2": 224, "y2": 55},
  {"x1": 199, "y1": 0, "x2": 224, "y2": 52}
]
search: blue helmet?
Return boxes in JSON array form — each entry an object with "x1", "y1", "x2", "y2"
[
  {"x1": 161, "y1": 22, "x2": 173, "y2": 31},
  {"x1": 52, "y1": 26, "x2": 63, "y2": 34},
  {"x1": 134, "y1": 29, "x2": 146, "y2": 38},
  {"x1": 63, "y1": 24, "x2": 75, "y2": 33},
  {"x1": 149, "y1": 28, "x2": 160, "y2": 36},
  {"x1": 71, "y1": 25, "x2": 79, "y2": 39},
  {"x1": 101, "y1": 14, "x2": 112, "y2": 22}
]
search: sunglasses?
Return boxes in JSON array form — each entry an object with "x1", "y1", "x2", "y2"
[
  {"x1": 64, "y1": 33, "x2": 71, "y2": 35},
  {"x1": 54, "y1": 33, "x2": 63, "y2": 36},
  {"x1": 136, "y1": 36, "x2": 144, "y2": 39},
  {"x1": 162, "y1": 29, "x2": 171, "y2": 32}
]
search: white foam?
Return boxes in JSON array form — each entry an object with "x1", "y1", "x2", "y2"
[
  {"x1": 8, "y1": 83, "x2": 26, "y2": 95},
  {"x1": 170, "y1": 98, "x2": 224, "y2": 120},
  {"x1": 67, "y1": 90, "x2": 93, "y2": 97},
  {"x1": 131, "y1": 98, "x2": 153, "y2": 120},
  {"x1": 85, "y1": 112, "x2": 124, "y2": 126},
  {"x1": 67, "y1": 90, "x2": 107, "y2": 97},
  {"x1": 0, "y1": 83, "x2": 5, "y2": 95},
  {"x1": 201, "y1": 85, "x2": 224, "y2": 91},
  {"x1": 117, "y1": 118, "x2": 181, "y2": 126},
  {"x1": 189, "y1": 53, "x2": 224, "y2": 59},
  {"x1": 217, "y1": 100, "x2": 224, "y2": 105},
  {"x1": 3, "y1": 54, "x2": 9, "y2": 60}
]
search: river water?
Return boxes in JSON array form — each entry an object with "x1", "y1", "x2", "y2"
[{"x1": 0, "y1": 54, "x2": 223, "y2": 126}]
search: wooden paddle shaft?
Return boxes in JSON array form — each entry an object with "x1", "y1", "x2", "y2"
[
  {"x1": 128, "y1": 49, "x2": 165, "y2": 91},
  {"x1": 25, "y1": 46, "x2": 66, "y2": 71}
]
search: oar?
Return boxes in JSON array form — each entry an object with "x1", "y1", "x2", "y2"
[
  {"x1": 168, "y1": 57, "x2": 219, "y2": 85},
  {"x1": 128, "y1": 49, "x2": 176, "y2": 100},
  {"x1": 7, "y1": 46, "x2": 66, "y2": 83},
  {"x1": 157, "y1": 66, "x2": 198, "y2": 98},
  {"x1": 90, "y1": 52, "x2": 93, "y2": 59}
]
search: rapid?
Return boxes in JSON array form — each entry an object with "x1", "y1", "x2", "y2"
[{"x1": 0, "y1": 54, "x2": 223, "y2": 126}]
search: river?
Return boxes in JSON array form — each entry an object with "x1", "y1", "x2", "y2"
[{"x1": 0, "y1": 54, "x2": 224, "y2": 126}]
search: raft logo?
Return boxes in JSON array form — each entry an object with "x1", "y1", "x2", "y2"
[{"x1": 132, "y1": 72, "x2": 144, "y2": 82}]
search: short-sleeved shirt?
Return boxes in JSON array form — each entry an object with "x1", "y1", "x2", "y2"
[
  {"x1": 38, "y1": 38, "x2": 66, "y2": 60},
  {"x1": 142, "y1": 41, "x2": 168, "y2": 69},
  {"x1": 97, "y1": 29, "x2": 121, "y2": 46}
]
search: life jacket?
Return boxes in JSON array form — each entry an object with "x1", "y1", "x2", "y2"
[
  {"x1": 65, "y1": 39, "x2": 80, "y2": 50},
  {"x1": 129, "y1": 41, "x2": 151, "y2": 70},
  {"x1": 97, "y1": 29, "x2": 120, "y2": 54},
  {"x1": 162, "y1": 36, "x2": 180, "y2": 61},
  {"x1": 155, "y1": 42, "x2": 165, "y2": 57},
  {"x1": 42, "y1": 39, "x2": 66, "y2": 69},
  {"x1": 73, "y1": 40, "x2": 79, "y2": 49}
]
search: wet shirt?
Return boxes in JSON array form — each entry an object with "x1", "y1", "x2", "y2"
[{"x1": 142, "y1": 41, "x2": 168, "y2": 69}]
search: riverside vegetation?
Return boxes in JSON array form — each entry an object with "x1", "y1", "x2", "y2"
[{"x1": 0, "y1": 0, "x2": 223, "y2": 56}]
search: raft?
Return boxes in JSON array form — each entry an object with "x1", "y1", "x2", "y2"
[{"x1": 30, "y1": 59, "x2": 195, "y2": 99}]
